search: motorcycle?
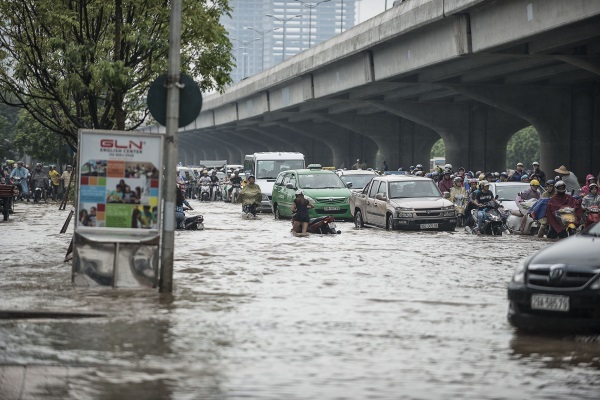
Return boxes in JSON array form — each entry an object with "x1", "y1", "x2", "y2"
[
  {"x1": 469, "y1": 199, "x2": 505, "y2": 235},
  {"x1": 183, "y1": 214, "x2": 204, "y2": 230},
  {"x1": 200, "y1": 183, "x2": 211, "y2": 202},
  {"x1": 556, "y1": 207, "x2": 578, "y2": 236},
  {"x1": 211, "y1": 182, "x2": 222, "y2": 201},
  {"x1": 452, "y1": 194, "x2": 466, "y2": 227},
  {"x1": 231, "y1": 183, "x2": 241, "y2": 204},
  {"x1": 292, "y1": 215, "x2": 341, "y2": 235},
  {"x1": 584, "y1": 206, "x2": 600, "y2": 228},
  {"x1": 31, "y1": 177, "x2": 48, "y2": 203},
  {"x1": 506, "y1": 198, "x2": 540, "y2": 235}
]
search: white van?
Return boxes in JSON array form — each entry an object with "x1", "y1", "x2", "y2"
[{"x1": 244, "y1": 152, "x2": 305, "y2": 212}]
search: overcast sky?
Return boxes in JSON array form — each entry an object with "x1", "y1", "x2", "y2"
[{"x1": 357, "y1": 0, "x2": 389, "y2": 23}]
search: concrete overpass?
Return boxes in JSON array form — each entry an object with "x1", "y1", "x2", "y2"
[{"x1": 154, "y1": 0, "x2": 600, "y2": 177}]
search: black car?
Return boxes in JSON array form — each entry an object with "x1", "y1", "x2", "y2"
[{"x1": 507, "y1": 223, "x2": 600, "y2": 333}]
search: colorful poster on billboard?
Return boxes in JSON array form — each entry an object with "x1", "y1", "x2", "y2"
[{"x1": 77, "y1": 130, "x2": 162, "y2": 231}]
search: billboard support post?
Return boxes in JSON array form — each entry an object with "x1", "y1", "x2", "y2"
[{"x1": 159, "y1": 0, "x2": 182, "y2": 293}]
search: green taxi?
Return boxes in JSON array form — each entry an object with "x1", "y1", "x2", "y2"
[{"x1": 271, "y1": 165, "x2": 353, "y2": 220}]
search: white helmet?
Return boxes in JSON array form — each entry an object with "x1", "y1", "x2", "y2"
[
  {"x1": 444, "y1": 164, "x2": 453, "y2": 170},
  {"x1": 295, "y1": 189, "x2": 304, "y2": 196}
]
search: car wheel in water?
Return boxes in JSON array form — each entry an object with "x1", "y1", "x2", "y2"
[
  {"x1": 386, "y1": 214, "x2": 394, "y2": 231},
  {"x1": 274, "y1": 206, "x2": 281, "y2": 220},
  {"x1": 354, "y1": 210, "x2": 363, "y2": 228}
]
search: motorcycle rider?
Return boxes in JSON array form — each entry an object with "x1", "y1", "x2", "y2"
[
  {"x1": 530, "y1": 162, "x2": 546, "y2": 185},
  {"x1": 48, "y1": 165, "x2": 61, "y2": 201},
  {"x1": 237, "y1": 174, "x2": 262, "y2": 217},
  {"x1": 581, "y1": 183, "x2": 600, "y2": 227},
  {"x1": 580, "y1": 174, "x2": 597, "y2": 196},
  {"x1": 516, "y1": 180, "x2": 541, "y2": 205},
  {"x1": 553, "y1": 165, "x2": 581, "y2": 196},
  {"x1": 228, "y1": 170, "x2": 243, "y2": 202},
  {"x1": 10, "y1": 160, "x2": 30, "y2": 201},
  {"x1": 175, "y1": 184, "x2": 193, "y2": 229},
  {"x1": 438, "y1": 169, "x2": 453, "y2": 194},
  {"x1": 473, "y1": 181, "x2": 494, "y2": 234},
  {"x1": 511, "y1": 162, "x2": 525, "y2": 181},
  {"x1": 450, "y1": 176, "x2": 467, "y2": 225},
  {"x1": 209, "y1": 170, "x2": 220, "y2": 200},
  {"x1": 546, "y1": 180, "x2": 581, "y2": 239},
  {"x1": 30, "y1": 163, "x2": 48, "y2": 202}
]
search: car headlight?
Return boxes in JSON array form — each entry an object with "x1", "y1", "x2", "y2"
[
  {"x1": 512, "y1": 257, "x2": 530, "y2": 283},
  {"x1": 395, "y1": 207, "x2": 413, "y2": 218},
  {"x1": 442, "y1": 205, "x2": 454, "y2": 210}
]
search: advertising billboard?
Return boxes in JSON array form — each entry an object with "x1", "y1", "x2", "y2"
[
  {"x1": 73, "y1": 129, "x2": 163, "y2": 288},
  {"x1": 77, "y1": 130, "x2": 162, "y2": 231}
]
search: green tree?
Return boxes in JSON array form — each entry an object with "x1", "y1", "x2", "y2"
[
  {"x1": 506, "y1": 126, "x2": 540, "y2": 170},
  {"x1": 430, "y1": 138, "x2": 445, "y2": 158},
  {"x1": 0, "y1": 0, "x2": 233, "y2": 150},
  {"x1": 13, "y1": 108, "x2": 63, "y2": 162},
  {"x1": 0, "y1": 103, "x2": 19, "y2": 160}
]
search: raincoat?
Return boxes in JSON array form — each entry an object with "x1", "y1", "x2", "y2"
[
  {"x1": 580, "y1": 174, "x2": 596, "y2": 196},
  {"x1": 546, "y1": 192, "x2": 581, "y2": 233},
  {"x1": 237, "y1": 182, "x2": 262, "y2": 206}
]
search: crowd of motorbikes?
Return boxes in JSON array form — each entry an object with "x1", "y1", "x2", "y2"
[{"x1": 453, "y1": 181, "x2": 589, "y2": 238}]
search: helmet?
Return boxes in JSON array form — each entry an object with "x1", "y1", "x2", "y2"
[
  {"x1": 444, "y1": 164, "x2": 453, "y2": 170},
  {"x1": 248, "y1": 174, "x2": 255, "y2": 180},
  {"x1": 234, "y1": 169, "x2": 239, "y2": 174},
  {"x1": 481, "y1": 180, "x2": 490, "y2": 187},
  {"x1": 545, "y1": 179, "x2": 555, "y2": 186},
  {"x1": 458, "y1": 166, "x2": 465, "y2": 171},
  {"x1": 409, "y1": 165, "x2": 415, "y2": 171},
  {"x1": 432, "y1": 171, "x2": 439, "y2": 177},
  {"x1": 454, "y1": 176, "x2": 463, "y2": 183},
  {"x1": 50, "y1": 164, "x2": 55, "y2": 169},
  {"x1": 589, "y1": 183, "x2": 598, "y2": 190},
  {"x1": 35, "y1": 163, "x2": 42, "y2": 169},
  {"x1": 443, "y1": 168, "x2": 451, "y2": 175},
  {"x1": 295, "y1": 189, "x2": 304, "y2": 196},
  {"x1": 465, "y1": 171, "x2": 474, "y2": 178},
  {"x1": 416, "y1": 164, "x2": 423, "y2": 170},
  {"x1": 17, "y1": 160, "x2": 23, "y2": 165},
  {"x1": 66, "y1": 164, "x2": 72, "y2": 169},
  {"x1": 500, "y1": 172, "x2": 508, "y2": 177},
  {"x1": 478, "y1": 174, "x2": 485, "y2": 181},
  {"x1": 493, "y1": 172, "x2": 500, "y2": 178},
  {"x1": 469, "y1": 178, "x2": 478, "y2": 185},
  {"x1": 555, "y1": 180, "x2": 566, "y2": 192},
  {"x1": 532, "y1": 161, "x2": 539, "y2": 166},
  {"x1": 530, "y1": 180, "x2": 540, "y2": 186},
  {"x1": 520, "y1": 174, "x2": 529, "y2": 181}
]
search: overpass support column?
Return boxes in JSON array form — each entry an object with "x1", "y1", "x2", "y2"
[{"x1": 449, "y1": 84, "x2": 599, "y2": 179}]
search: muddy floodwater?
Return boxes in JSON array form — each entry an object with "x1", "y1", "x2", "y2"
[{"x1": 1, "y1": 200, "x2": 599, "y2": 399}]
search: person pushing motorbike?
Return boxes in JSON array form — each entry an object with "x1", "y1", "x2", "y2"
[
  {"x1": 291, "y1": 190, "x2": 314, "y2": 235},
  {"x1": 237, "y1": 174, "x2": 261, "y2": 217}
]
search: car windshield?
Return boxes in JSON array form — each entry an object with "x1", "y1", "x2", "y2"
[
  {"x1": 299, "y1": 173, "x2": 346, "y2": 189},
  {"x1": 494, "y1": 185, "x2": 529, "y2": 201},
  {"x1": 389, "y1": 180, "x2": 441, "y2": 198},
  {"x1": 257, "y1": 160, "x2": 304, "y2": 179},
  {"x1": 342, "y1": 174, "x2": 374, "y2": 189}
]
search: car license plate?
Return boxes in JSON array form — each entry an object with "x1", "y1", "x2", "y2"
[
  {"x1": 531, "y1": 294, "x2": 569, "y2": 312},
  {"x1": 324, "y1": 206, "x2": 340, "y2": 211},
  {"x1": 420, "y1": 223, "x2": 438, "y2": 229}
]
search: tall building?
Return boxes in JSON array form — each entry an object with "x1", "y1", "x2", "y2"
[{"x1": 223, "y1": 0, "x2": 357, "y2": 83}]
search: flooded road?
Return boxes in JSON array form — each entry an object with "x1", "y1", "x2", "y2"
[{"x1": 1, "y1": 200, "x2": 599, "y2": 399}]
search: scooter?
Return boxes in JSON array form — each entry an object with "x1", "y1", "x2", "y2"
[
  {"x1": 200, "y1": 183, "x2": 210, "y2": 202},
  {"x1": 184, "y1": 214, "x2": 204, "y2": 230},
  {"x1": 231, "y1": 183, "x2": 241, "y2": 204},
  {"x1": 584, "y1": 206, "x2": 600, "y2": 228},
  {"x1": 470, "y1": 199, "x2": 505, "y2": 235},
  {"x1": 453, "y1": 194, "x2": 466, "y2": 227},
  {"x1": 31, "y1": 178, "x2": 47, "y2": 203},
  {"x1": 506, "y1": 198, "x2": 540, "y2": 235},
  {"x1": 293, "y1": 215, "x2": 341, "y2": 235},
  {"x1": 556, "y1": 207, "x2": 578, "y2": 236},
  {"x1": 211, "y1": 183, "x2": 222, "y2": 201}
]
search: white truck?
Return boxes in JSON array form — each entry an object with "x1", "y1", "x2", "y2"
[{"x1": 243, "y1": 152, "x2": 305, "y2": 212}]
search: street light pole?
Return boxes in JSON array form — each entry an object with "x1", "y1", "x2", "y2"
[
  {"x1": 231, "y1": 37, "x2": 260, "y2": 80},
  {"x1": 265, "y1": 14, "x2": 302, "y2": 62},
  {"x1": 294, "y1": 0, "x2": 331, "y2": 49},
  {"x1": 244, "y1": 26, "x2": 280, "y2": 70}
]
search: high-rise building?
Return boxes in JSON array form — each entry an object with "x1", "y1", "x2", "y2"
[{"x1": 223, "y1": 0, "x2": 357, "y2": 83}]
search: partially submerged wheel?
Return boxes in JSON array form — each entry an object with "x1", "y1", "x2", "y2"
[
  {"x1": 354, "y1": 210, "x2": 363, "y2": 228},
  {"x1": 274, "y1": 205, "x2": 281, "y2": 220},
  {"x1": 386, "y1": 214, "x2": 395, "y2": 231}
]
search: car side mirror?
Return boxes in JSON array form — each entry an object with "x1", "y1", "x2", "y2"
[
  {"x1": 443, "y1": 191, "x2": 450, "y2": 199},
  {"x1": 346, "y1": 182, "x2": 352, "y2": 188},
  {"x1": 375, "y1": 193, "x2": 387, "y2": 201},
  {"x1": 286, "y1": 183, "x2": 295, "y2": 189}
]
